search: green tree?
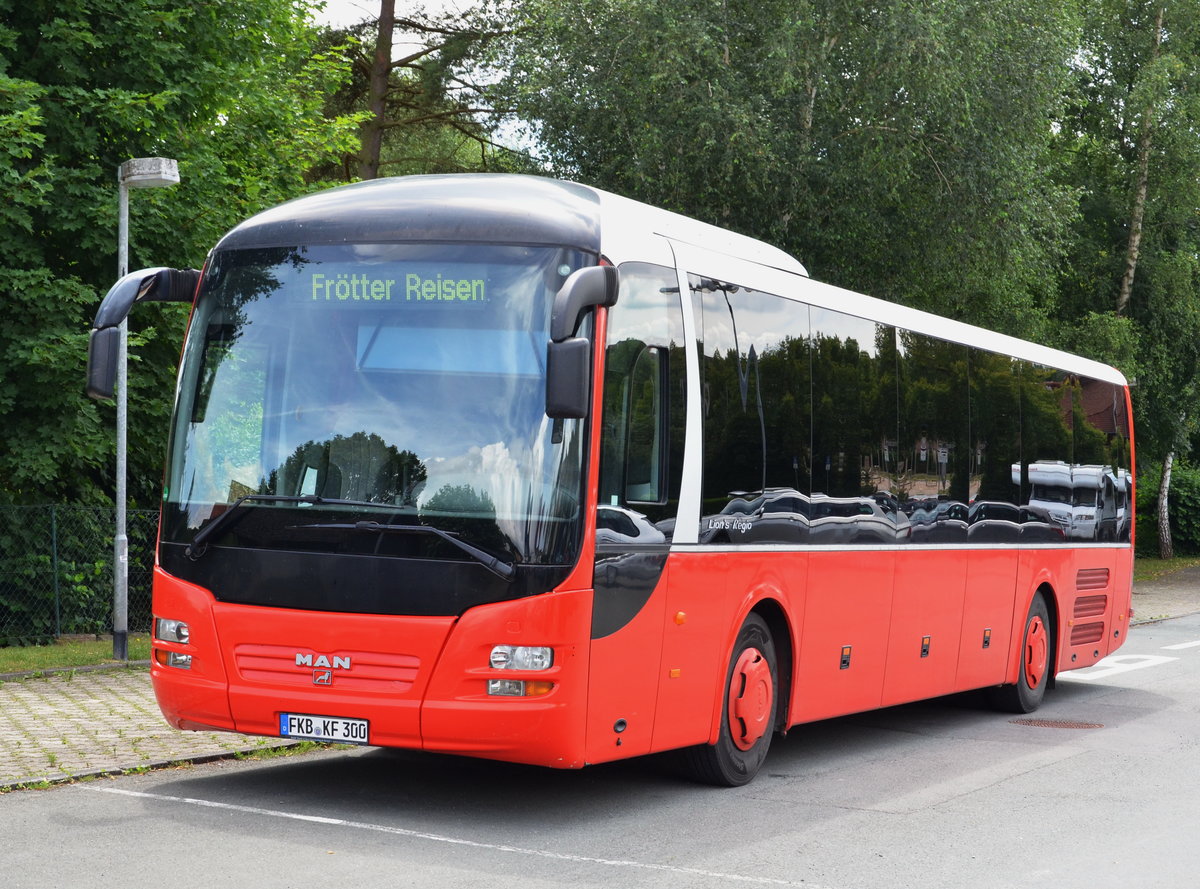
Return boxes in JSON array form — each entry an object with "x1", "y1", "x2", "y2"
[
  {"x1": 493, "y1": 0, "x2": 1079, "y2": 336},
  {"x1": 0, "y1": 0, "x2": 363, "y2": 507},
  {"x1": 315, "y1": 0, "x2": 512, "y2": 180},
  {"x1": 1056, "y1": 1, "x2": 1200, "y2": 556}
]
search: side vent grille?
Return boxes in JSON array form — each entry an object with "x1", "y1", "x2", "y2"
[
  {"x1": 1070, "y1": 622, "x2": 1105, "y2": 646},
  {"x1": 1076, "y1": 568, "x2": 1110, "y2": 591},
  {"x1": 1074, "y1": 594, "x2": 1109, "y2": 619}
]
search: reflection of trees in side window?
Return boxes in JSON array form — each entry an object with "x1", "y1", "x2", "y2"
[
  {"x1": 1021, "y1": 364, "x2": 1073, "y2": 469},
  {"x1": 897, "y1": 332, "x2": 970, "y2": 505},
  {"x1": 809, "y1": 322, "x2": 897, "y2": 499},
  {"x1": 970, "y1": 350, "x2": 1021, "y2": 505}
]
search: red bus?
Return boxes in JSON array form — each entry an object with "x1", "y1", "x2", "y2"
[{"x1": 88, "y1": 174, "x2": 1134, "y2": 785}]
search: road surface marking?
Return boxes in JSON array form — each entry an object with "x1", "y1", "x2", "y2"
[
  {"x1": 1059, "y1": 654, "x2": 1177, "y2": 681},
  {"x1": 1161, "y1": 640, "x2": 1200, "y2": 651},
  {"x1": 79, "y1": 785, "x2": 839, "y2": 888}
]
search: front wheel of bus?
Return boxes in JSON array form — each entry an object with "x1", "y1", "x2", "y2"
[
  {"x1": 682, "y1": 613, "x2": 778, "y2": 787},
  {"x1": 990, "y1": 592, "x2": 1052, "y2": 714}
]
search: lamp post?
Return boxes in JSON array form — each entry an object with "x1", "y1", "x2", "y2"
[{"x1": 114, "y1": 157, "x2": 179, "y2": 661}]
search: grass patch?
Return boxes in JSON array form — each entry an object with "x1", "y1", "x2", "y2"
[
  {"x1": 1133, "y1": 555, "x2": 1200, "y2": 585},
  {"x1": 0, "y1": 635, "x2": 152, "y2": 675}
]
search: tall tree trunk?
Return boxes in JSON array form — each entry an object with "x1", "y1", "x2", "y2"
[
  {"x1": 358, "y1": 0, "x2": 396, "y2": 181},
  {"x1": 1158, "y1": 448, "x2": 1175, "y2": 559},
  {"x1": 1116, "y1": 4, "x2": 1165, "y2": 316}
]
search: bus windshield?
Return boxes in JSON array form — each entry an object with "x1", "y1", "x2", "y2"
[{"x1": 162, "y1": 243, "x2": 590, "y2": 568}]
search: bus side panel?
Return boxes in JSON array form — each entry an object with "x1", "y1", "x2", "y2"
[
  {"x1": 1010, "y1": 548, "x2": 1073, "y2": 683},
  {"x1": 584, "y1": 564, "x2": 669, "y2": 765},
  {"x1": 952, "y1": 549, "x2": 1019, "y2": 691},
  {"x1": 649, "y1": 552, "x2": 737, "y2": 753},
  {"x1": 150, "y1": 567, "x2": 234, "y2": 731},
  {"x1": 1111, "y1": 544, "x2": 1133, "y2": 645},
  {"x1": 420, "y1": 588, "x2": 593, "y2": 768},
  {"x1": 882, "y1": 549, "x2": 966, "y2": 707},
  {"x1": 1057, "y1": 546, "x2": 1129, "y2": 671},
  {"x1": 792, "y1": 551, "x2": 894, "y2": 724}
]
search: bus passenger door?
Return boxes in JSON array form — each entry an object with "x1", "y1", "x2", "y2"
[{"x1": 586, "y1": 262, "x2": 686, "y2": 763}]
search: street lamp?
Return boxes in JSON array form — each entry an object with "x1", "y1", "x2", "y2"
[{"x1": 114, "y1": 157, "x2": 179, "y2": 661}]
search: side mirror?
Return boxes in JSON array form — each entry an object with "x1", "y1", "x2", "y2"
[
  {"x1": 86, "y1": 327, "x2": 121, "y2": 400},
  {"x1": 86, "y1": 267, "x2": 201, "y2": 400},
  {"x1": 546, "y1": 338, "x2": 592, "y2": 419},
  {"x1": 546, "y1": 266, "x2": 620, "y2": 419}
]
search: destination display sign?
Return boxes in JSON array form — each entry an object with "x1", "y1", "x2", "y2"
[{"x1": 307, "y1": 268, "x2": 489, "y2": 304}]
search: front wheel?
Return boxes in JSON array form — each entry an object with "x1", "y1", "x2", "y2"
[
  {"x1": 681, "y1": 613, "x2": 778, "y2": 786},
  {"x1": 989, "y1": 592, "x2": 1053, "y2": 713}
]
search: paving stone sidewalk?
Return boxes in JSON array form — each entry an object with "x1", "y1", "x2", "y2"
[
  {"x1": 0, "y1": 666, "x2": 295, "y2": 789},
  {"x1": 2, "y1": 569, "x2": 1198, "y2": 790}
]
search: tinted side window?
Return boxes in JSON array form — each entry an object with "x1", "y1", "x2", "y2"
[
  {"x1": 968, "y1": 349, "x2": 1024, "y2": 542},
  {"x1": 694, "y1": 276, "x2": 811, "y2": 543},
  {"x1": 897, "y1": 331, "x2": 970, "y2": 543},
  {"x1": 598, "y1": 263, "x2": 685, "y2": 543},
  {"x1": 809, "y1": 308, "x2": 903, "y2": 544}
]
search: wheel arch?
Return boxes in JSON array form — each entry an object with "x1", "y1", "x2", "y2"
[
  {"x1": 748, "y1": 598, "x2": 794, "y2": 732},
  {"x1": 1038, "y1": 581, "x2": 1061, "y2": 687},
  {"x1": 1010, "y1": 581, "x2": 1059, "y2": 689},
  {"x1": 703, "y1": 595, "x2": 795, "y2": 746}
]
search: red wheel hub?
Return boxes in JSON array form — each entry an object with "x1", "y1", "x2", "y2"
[
  {"x1": 1023, "y1": 616, "x2": 1048, "y2": 690},
  {"x1": 727, "y1": 647, "x2": 773, "y2": 751}
]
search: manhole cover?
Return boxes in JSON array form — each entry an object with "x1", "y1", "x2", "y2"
[{"x1": 1010, "y1": 718, "x2": 1104, "y2": 729}]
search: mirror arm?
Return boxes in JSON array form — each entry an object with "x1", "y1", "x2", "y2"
[
  {"x1": 550, "y1": 265, "x2": 619, "y2": 343},
  {"x1": 86, "y1": 267, "x2": 201, "y2": 400}
]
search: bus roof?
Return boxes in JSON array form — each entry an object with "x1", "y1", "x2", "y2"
[{"x1": 212, "y1": 173, "x2": 1125, "y2": 387}]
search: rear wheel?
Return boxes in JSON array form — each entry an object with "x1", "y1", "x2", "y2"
[
  {"x1": 681, "y1": 613, "x2": 778, "y2": 786},
  {"x1": 989, "y1": 592, "x2": 1052, "y2": 713}
]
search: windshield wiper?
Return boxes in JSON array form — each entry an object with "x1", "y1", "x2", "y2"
[
  {"x1": 185, "y1": 493, "x2": 404, "y2": 560},
  {"x1": 286, "y1": 520, "x2": 517, "y2": 582}
]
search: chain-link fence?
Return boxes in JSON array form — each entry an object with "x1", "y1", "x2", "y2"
[{"x1": 0, "y1": 506, "x2": 158, "y2": 646}]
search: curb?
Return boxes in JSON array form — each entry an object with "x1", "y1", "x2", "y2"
[
  {"x1": 0, "y1": 661, "x2": 152, "y2": 684},
  {"x1": 0, "y1": 744, "x2": 306, "y2": 792}
]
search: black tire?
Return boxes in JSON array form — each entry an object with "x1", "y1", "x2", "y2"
[
  {"x1": 681, "y1": 613, "x2": 778, "y2": 786},
  {"x1": 989, "y1": 592, "x2": 1053, "y2": 714}
]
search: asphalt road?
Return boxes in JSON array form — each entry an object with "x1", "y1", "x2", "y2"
[{"x1": 6, "y1": 613, "x2": 1200, "y2": 889}]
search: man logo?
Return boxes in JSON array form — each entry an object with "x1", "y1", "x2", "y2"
[
  {"x1": 313, "y1": 670, "x2": 333, "y2": 686},
  {"x1": 296, "y1": 653, "x2": 351, "y2": 670}
]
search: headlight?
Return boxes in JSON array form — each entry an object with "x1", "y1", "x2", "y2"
[
  {"x1": 155, "y1": 617, "x2": 190, "y2": 644},
  {"x1": 489, "y1": 645, "x2": 553, "y2": 671}
]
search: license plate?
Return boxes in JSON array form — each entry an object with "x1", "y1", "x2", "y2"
[{"x1": 279, "y1": 713, "x2": 369, "y2": 745}]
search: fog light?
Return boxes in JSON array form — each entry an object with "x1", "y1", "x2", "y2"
[
  {"x1": 488, "y1": 679, "x2": 525, "y2": 696},
  {"x1": 489, "y1": 645, "x2": 553, "y2": 670},
  {"x1": 487, "y1": 678, "x2": 554, "y2": 697},
  {"x1": 155, "y1": 649, "x2": 192, "y2": 669},
  {"x1": 155, "y1": 617, "x2": 190, "y2": 644}
]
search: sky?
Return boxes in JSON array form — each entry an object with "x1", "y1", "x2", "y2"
[{"x1": 311, "y1": 0, "x2": 470, "y2": 28}]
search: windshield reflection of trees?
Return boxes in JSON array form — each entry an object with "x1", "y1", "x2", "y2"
[{"x1": 270, "y1": 431, "x2": 511, "y2": 558}]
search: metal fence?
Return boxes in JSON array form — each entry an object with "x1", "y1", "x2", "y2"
[{"x1": 0, "y1": 505, "x2": 158, "y2": 646}]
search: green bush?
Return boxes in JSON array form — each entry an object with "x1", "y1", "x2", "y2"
[
  {"x1": 1136, "y1": 463, "x2": 1200, "y2": 557},
  {"x1": 0, "y1": 506, "x2": 156, "y2": 646}
]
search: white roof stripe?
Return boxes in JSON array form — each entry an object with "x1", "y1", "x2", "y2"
[{"x1": 587, "y1": 184, "x2": 1126, "y2": 387}]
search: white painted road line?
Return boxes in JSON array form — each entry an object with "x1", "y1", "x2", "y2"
[
  {"x1": 1059, "y1": 654, "x2": 1177, "y2": 682},
  {"x1": 78, "y1": 785, "x2": 833, "y2": 888},
  {"x1": 1161, "y1": 639, "x2": 1200, "y2": 651}
]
